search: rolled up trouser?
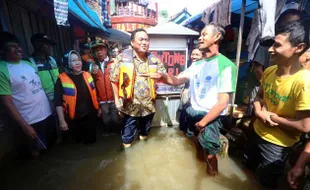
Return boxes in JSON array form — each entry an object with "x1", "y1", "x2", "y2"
[{"x1": 186, "y1": 106, "x2": 222, "y2": 155}]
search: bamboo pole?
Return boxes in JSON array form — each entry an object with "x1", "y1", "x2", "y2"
[{"x1": 229, "y1": 0, "x2": 246, "y2": 124}]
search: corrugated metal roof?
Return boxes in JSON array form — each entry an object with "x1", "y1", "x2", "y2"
[{"x1": 146, "y1": 22, "x2": 199, "y2": 36}]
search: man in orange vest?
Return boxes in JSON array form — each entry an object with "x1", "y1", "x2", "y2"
[
  {"x1": 90, "y1": 39, "x2": 122, "y2": 133},
  {"x1": 110, "y1": 28, "x2": 166, "y2": 148}
]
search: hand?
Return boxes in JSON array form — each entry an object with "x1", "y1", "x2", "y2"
[
  {"x1": 138, "y1": 73, "x2": 163, "y2": 80},
  {"x1": 287, "y1": 166, "x2": 304, "y2": 189},
  {"x1": 115, "y1": 99, "x2": 124, "y2": 117},
  {"x1": 25, "y1": 126, "x2": 37, "y2": 139},
  {"x1": 256, "y1": 110, "x2": 278, "y2": 126},
  {"x1": 97, "y1": 108, "x2": 102, "y2": 117},
  {"x1": 195, "y1": 120, "x2": 207, "y2": 133},
  {"x1": 59, "y1": 120, "x2": 69, "y2": 131}
]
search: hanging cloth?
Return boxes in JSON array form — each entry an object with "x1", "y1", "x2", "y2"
[
  {"x1": 201, "y1": 0, "x2": 232, "y2": 27},
  {"x1": 101, "y1": 0, "x2": 112, "y2": 27},
  {"x1": 246, "y1": 0, "x2": 286, "y2": 61},
  {"x1": 53, "y1": 0, "x2": 70, "y2": 26}
]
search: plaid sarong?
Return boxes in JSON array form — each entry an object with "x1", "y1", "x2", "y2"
[{"x1": 186, "y1": 106, "x2": 222, "y2": 155}]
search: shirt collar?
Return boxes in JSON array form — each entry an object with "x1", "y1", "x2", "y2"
[
  {"x1": 133, "y1": 50, "x2": 149, "y2": 62},
  {"x1": 99, "y1": 56, "x2": 110, "y2": 65}
]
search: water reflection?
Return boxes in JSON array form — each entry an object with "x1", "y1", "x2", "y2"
[{"x1": 0, "y1": 126, "x2": 258, "y2": 190}]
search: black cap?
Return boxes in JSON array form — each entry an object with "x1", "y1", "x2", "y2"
[{"x1": 30, "y1": 33, "x2": 56, "y2": 45}]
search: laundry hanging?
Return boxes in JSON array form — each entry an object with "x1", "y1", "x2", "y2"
[
  {"x1": 53, "y1": 0, "x2": 70, "y2": 26},
  {"x1": 201, "y1": 0, "x2": 232, "y2": 27},
  {"x1": 101, "y1": 0, "x2": 112, "y2": 27},
  {"x1": 246, "y1": 0, "x2": 287, "y2": 61}
]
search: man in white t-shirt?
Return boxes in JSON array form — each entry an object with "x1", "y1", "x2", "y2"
[
  {"x1": 0, "y1": 32, "x2": 56, "y2": 158},
  {"x1": 143, "y1": 23, "x2": 237, "y2": 176}
]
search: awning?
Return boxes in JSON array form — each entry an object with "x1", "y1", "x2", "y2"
[
  {"x1": 68, "y1": 0, "x2": 109, "y2": 33},
  {"x1": 105, "y1": 28, "x2": 131, "y2": 45},
  {"x1": 231, "y1": 0, "x2": 258, "y2": 18}
]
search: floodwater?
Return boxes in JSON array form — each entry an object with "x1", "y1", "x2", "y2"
[{"x1": 0, "y1": 126, "x2": 260, "y2": 190}]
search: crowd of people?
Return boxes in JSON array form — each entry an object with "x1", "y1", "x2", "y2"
[{"x1": 1, "y1": 8, "x2": 310, "y2": 190}]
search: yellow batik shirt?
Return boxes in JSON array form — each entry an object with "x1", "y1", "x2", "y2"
[
  {"x1": 110, "y1": 52, "x2": 166, "y2": 117},
  {"x1": 254, "y1": 65, "x2": 310, "y2": 147}
]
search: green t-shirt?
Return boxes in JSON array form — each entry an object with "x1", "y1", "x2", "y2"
[{"x1": 182, "y1": 54, "x2": 237, "y2": 115}]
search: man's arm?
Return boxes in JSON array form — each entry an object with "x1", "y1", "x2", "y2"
[
  {"x1": 253, "y1": 85, "x2": 278, "y2": 125},
  {"x1": 288, "y1": 140, "x2": 310, "y2": 189},
  {"x1": 141, "y1": 72, "x2": 189, "y2": 86},
  {"x1": 109, "y1": 60, "x2": 122, "y2": 108},
  {"x1": 271, "y1": 111, "x2": 310, "y2": 133},
  {"x1": 195, "y1": 93, "x2": 229, "y2": 129},
  {"x1": 160, "y1": 73, "x2": 189, "y2": 86},
  {"x1": 0, "y1": 95, "x2": 37, "y2": 139}
]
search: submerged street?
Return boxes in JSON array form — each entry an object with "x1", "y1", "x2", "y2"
[{"x1": 0, "y1": 126, "x2": 259, "y2": 190}]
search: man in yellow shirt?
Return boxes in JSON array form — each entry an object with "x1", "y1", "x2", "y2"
[{"x1": 244, "y1": 21, "x2": 310, "y2": 189}]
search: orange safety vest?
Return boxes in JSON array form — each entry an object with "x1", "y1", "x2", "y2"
[
  {"x1": 118, "y1": 49, "x2": 158, "y2": 101},
  {"x1": 91, "y1": 61, "x2": 114, "y2": 102},
  {"x1": 59, "y1": 72, "x2": 99, "y2": 120}
]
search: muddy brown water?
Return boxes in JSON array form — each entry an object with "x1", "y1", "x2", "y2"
[{"x1": 0, "y1": 126, "x2": 262, "y2": 190}]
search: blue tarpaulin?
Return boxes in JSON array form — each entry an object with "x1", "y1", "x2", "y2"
[
  {"x1": 68, "y1": 0, "x2": 109, "y2": 33},
  {"x1": 232, "y1": 0, "x2": 258, "y2": 18}
]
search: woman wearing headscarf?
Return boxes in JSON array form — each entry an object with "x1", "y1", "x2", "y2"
[{"x1": 54, "y1": 50, "x2": 100, "y2": 144}]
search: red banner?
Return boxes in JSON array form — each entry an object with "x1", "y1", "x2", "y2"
[
  {"x1": 151, "y1": 50, "x2": 187, "y2": 76},
  {"x1": 151, "y1": 50, "x2": 187, "y2": 95}
]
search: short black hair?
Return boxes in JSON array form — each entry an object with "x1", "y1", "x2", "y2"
[
  {"x1": 277, "y1": 9, "x2": 302, "y2": 26},
  {"x1": 275, "y1": 20, "x2": 307, "y2": 49},
  {"x1": 0, "y1": 32, "x2": 20, "y2": 49},
  {"x1": 131, "y1": 28, "x2": 148, "y2": 41}
]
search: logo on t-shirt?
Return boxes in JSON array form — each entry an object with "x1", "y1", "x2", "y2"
[
  {"x1": 29, "y1": 79, "x2": 43, "y2": 95},
  {"x1": 20, "y1": 76, "x2": 27, "y2": 81},
  {"x1": 205, "y1": 76, "x2": 212, "y2": 82}
]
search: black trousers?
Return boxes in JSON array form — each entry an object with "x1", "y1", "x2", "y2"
[{"x1": 67, "y1": 113, "x2": 97, "y2": 144}]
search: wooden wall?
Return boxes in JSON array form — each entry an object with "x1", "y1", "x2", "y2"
[{"x1": 0, "y1": 0, "x2": 74, "y2": 59}]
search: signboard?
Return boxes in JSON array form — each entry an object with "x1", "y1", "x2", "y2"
[
  {"x1": 150, "y1": 50, "x2": 187, "y2": 95},
  {"x1": 113, "y1": 23, "x2": 152, "y2": 32}
]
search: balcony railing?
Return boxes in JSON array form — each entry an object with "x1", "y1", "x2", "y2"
[{"x1": 115, "y1": 7, "x2": 156, "y2": 19}]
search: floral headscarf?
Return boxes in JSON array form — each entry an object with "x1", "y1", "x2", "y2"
[{"x1": 62, "y1": 50, "x2": 82, "y2": 74}]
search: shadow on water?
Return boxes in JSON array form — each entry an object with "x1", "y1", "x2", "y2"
[{"x1": 0, "y1": 126, "x2": 259, "y2": 190}]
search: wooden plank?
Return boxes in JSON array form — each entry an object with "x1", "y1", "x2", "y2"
[
  {"x1": 64, "y1": 28, "x2": 72, "y2": 52},
  {"x1": 54, "y1": 25, "x2": 63, "y2": 58},
  {"x1": 29, "y1": 12, "x2": 38, "y2": 34},
  {"x1": 0, "y1": 0, "x2": 13, "y2": 32},
  {"x1": 57, "y1": 26, "x2": 65, "y2": 54},
  {"x1": 229, "y1": 0, "x2": 246, "y2": 124},
  {"x1": 19, "y1": 7, "x2": 33, "y2": 55},
  {"x1": 50, "y1": 20, "x2": 61, "y2": 59},
  {"x1": 7, "y1": 1, "x2": 29, "y2": 56},
  {"x1": 37, "y1": 15, "x2": 45, "y2": 33}
]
